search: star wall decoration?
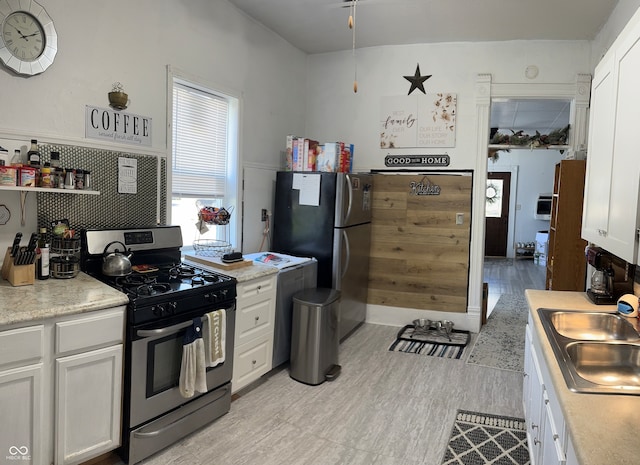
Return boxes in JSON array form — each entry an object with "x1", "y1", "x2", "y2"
[{"x1": 404, "y1": 64, "x2": 432, "y2": 95}]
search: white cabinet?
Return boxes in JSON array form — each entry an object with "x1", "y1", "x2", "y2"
[
  {"x1": 0, "y1": 324, "x2": 44, "y2": 465},
  {"x1": 0, "y1": 306, "x2": 125, "y2": 465},
  {"x1": 54, "y1": 309, "x2": 124, "y2": 464},
  {"x1": 524, "y1": 315, "x2": 571, "y2": 465},
  {"x1": 583, "y1": 10, "x2": 640, "y2": 263},
  {"x1": 232, "y1": 273, "x2": 277, "y2": 393}
]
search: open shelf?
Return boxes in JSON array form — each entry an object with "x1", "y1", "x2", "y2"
[{"x1": 0, "y1": 185, "x2": 99, "y2": 195}]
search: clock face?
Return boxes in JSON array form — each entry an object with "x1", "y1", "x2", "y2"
[
  {"x1": 2, "y1": 12, "x2": 45, "y2": 61},
  {"x1": 0, "y1": 0, "x2": 57, "y2": 76}
]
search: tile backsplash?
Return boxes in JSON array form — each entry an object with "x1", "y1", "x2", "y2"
[{"x1": 36, "y1": 143, "x2": 167, "y2": 231}]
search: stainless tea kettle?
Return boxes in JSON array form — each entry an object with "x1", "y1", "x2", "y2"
[{"x1": 102, "y1": 241, "x2": 133, "y2": 276}]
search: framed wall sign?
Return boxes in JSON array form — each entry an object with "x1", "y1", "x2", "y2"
[
  {"x1": 85, "y1": 106, "x2": 152, "y2": 147},
  {"x1": 380, "y1": 93, "x2": 457, "y2": 149}
]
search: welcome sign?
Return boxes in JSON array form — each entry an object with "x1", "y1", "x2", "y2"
[{"x1": 85, "y1": 105, "x2": 152, "y2": 146}]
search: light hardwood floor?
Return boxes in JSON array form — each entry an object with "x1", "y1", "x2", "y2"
[
  {"x1": 89, "y1": 259, "x2": 543, "y2": 465},
  {"x1": 483, "y1": 257, "x2": 546, "y2": 317}
]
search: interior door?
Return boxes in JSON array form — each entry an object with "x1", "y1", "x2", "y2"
[{"x1": 485, "y1": 172, "x2": 511, "y2": 257}]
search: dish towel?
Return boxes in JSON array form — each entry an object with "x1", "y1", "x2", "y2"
[
  {"x1": 203, "y1": 309, "x2": 226, "y2": 367},
  {"x1": 179, "y1": 318, "x2": 208, "y2": 398}
]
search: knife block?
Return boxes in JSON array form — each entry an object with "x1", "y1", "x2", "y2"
[{"x1": 1, "y1": 247, "x2": 35, "y2": 286}]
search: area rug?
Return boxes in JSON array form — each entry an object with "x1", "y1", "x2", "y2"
[
  {"x1": 389, "y1": 325, "x2": 470, "y2": 359},
  {"x1": 466, "y1": 293, "x2": 528, "y2": 372},
  {"x1": 441, "y1": 410, "x2": 529, "y2": 465}
]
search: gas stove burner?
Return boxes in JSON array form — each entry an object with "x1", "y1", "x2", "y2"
[
  {"x1": 117, "y1": 274, "x2": 157, "y2": 287},
  {"x1": 169, "y1": 265, "x2": 197, "y2": 279},
  {"x1": 136, "y1": 283, "x2": 172, "y2": 296}
]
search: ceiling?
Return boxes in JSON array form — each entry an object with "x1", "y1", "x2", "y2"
[
  {"x1": 228, "y1": 0, "x2": 619, "y2": 55},
  {"x1": 490, "y1": 99, "x2": 570, "y2": 135}
]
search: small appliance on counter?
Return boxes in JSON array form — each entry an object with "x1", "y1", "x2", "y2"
[{"x1": 586, "y1": 246, "x2": 635, "y2": 304}]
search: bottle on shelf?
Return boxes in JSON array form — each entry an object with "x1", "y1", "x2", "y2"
[
  {"x1": 27, "y1": 139, "x2": 41, "y2": 167},
  {"x1": 36, "y1": 227, "x2": 50, "y2": 280},
  {"x1": 50, "y1": 151, "x2": 60, "y2": 169}
]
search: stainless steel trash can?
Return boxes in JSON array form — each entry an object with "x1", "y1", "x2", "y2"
[{"x1": 290, "y1": 288, "x2": 342, "y2": 385}]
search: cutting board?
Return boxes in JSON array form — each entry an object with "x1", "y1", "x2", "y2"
[{"x1": 185, "y1": 254, "x2": 253, "y2": 270}]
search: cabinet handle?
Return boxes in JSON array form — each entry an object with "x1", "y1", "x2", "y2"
[
  {"x1": 534, "y1": 438, "x2": 541, "y2": 446},
  {"x1": 545, "y1": 398, "x2": 549, "y2": 405},
  {"x1": 255, "y1": 316, "x2": 260, "y2": 322},
  {"x1": 523, "y1": 372, "x2": 528, "y2": 378},
  {"x1": 252, "y1": 360, "x2": 257, "y2": 365},
  {"x1": 531, "y1": 422, "x2": 538, "y2": 430},
  {"x1": 553, "y1": 434, "x2": 559, "y2": 441}
]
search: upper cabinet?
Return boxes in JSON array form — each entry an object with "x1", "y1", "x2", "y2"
[{"x1": 583, "y1": 10, "x2": 640, "y2": 264}]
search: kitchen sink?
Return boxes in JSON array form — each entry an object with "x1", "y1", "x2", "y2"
[
  {"x1": 565, "y1": 342, "x2": 640, "y2": 389},
  {"x1": 549, "y1": 311, "x2": 640, "y2": 341},
  {"x1": 538, "y1": 308, "x2": 640, "y2": 395}
]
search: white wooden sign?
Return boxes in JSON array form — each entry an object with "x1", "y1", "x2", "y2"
[
  {"x1": 380, "y1": 93, "x2": 457, "y2": 149},
  {"x1": 85, "y1": 105, "x2": 152, "y2": 146}
]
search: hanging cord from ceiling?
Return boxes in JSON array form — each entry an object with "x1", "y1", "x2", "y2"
[{"x1": 348, "y1": 0, "x2": 358, "y2": 93}]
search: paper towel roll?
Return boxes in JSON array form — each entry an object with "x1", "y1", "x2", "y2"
[{"x1": 617, "y1": 293, "x2": 639, "y2": 318}]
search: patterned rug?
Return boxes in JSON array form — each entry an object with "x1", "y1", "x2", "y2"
[
  {"x1": 389, "y1": 325, "x2": 470, "y2": 359},
  {"x1": 441, "y1": 410, "x2": 529, "y2": 465},
  {"x1": 466, "y1": 293, "x2": 528, "y2": 372}
]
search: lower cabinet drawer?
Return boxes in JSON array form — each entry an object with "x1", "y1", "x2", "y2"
[
  {"x1": 0, "y1": 325, "x2": 44, "y2": 368},
  {"x1": 55, "y1": 308, "x2": 124, "y2": 355},
  {"x1": 232, "y1": 334, "x2": 272, "y2": 393}
]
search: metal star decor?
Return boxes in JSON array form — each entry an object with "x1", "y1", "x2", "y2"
[{"x1": 404, "y1": 64, "x2": 432, "y2": 95}]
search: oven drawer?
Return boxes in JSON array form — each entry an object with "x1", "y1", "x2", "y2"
[
  {"x1": 232, "y1": 333, "x2": 273, "y2": 393},
  {"x1": 0, "y1": 325, "x2": 44, "y2": 368},
  {"x1": 55, "y1": 308, "x2": 125, "y2": 356},
  {"x1": 236, "y1": 275, "x2": 276, "y2": 300}
]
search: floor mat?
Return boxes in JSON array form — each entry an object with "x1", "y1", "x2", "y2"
[
  {"x1": 441, "y1": 410, "x2": 529, "y2": 465},
  {"x1": 466, "y1": 293, "x2": 528, "y2": 372},
  {"x1": 388, "y1": 325, "x2": 470, "y2": 359}
]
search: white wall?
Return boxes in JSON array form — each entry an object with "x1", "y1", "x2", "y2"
[
  {"x1": 0, "y1": 0, "x2": 306, "y2": 254},
  {"x1": 591, "y1": 0, "x2": 640, "y2": 65},
  {"x1": 304, "y1": 40, "x2": 591, "y2": 328}
]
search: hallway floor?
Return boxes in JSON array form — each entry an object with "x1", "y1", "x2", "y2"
[{"x1": 483, "y1": 257, "x2": 546, "y2": 317}]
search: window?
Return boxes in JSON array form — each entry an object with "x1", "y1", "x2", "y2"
[{"x1": 169, "y1": 72, "x2": 239, "y2": 252}]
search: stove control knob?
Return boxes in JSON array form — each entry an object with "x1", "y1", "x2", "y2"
[
  {"x1": 167, "y1": 302, "x2": 177, "y2": 314},
  {"x1": 152, "y1": 304, "x2": 165, "y2": 316}
]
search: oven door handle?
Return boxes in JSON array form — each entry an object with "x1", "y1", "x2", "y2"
[{"x1": 136, "y1": 320, "x2": 193, "y2": 338}]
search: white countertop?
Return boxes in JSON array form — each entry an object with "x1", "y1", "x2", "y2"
[
  {"x1": 526, "y1": 290, "x2": 640, "y2": 465},
  {"x1": 0, "y1": 272, "x2": 129, "y2": 327},
  {"x1": 183, "y1": 257, "x2": 278, "y2": 282}
]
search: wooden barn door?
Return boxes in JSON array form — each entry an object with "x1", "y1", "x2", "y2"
[{"x1": 368, "y1": 173, "x2": 472, "y2": 313}]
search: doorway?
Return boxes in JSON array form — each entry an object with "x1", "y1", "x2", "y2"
[{"x1": 484, "y1": 172, "x2": 511, "y2": 257}]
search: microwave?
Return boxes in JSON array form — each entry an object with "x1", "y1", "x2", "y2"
[{"x1": 535, "y1": 194, "x2": 552, "y2": 220}]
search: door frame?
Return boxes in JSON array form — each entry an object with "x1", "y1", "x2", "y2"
[{"x1": 465, "y1": 73, "x2": 591, "y2": 332}]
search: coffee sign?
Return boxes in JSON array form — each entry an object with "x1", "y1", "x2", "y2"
[{"x1": 85, "y1": 105, "x2": 152, "y2": 146}]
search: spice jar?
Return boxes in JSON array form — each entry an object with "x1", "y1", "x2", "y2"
[
  {"x1": 40, "y1": 163, "x2": 52, "y2": 188},
  {"x1": 74, "y1": 169, "x2": 84, "y2": 190}
]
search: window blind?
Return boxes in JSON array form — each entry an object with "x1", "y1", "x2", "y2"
[{"x1": 172, "y1": 83, "x2": 228, "y2": 197}]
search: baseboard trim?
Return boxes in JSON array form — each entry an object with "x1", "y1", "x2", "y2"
[{"x1": 366, "y1": 304, "x2": 481, "y2": 333}]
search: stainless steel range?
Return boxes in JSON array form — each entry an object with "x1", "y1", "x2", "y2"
[{"x1": 81, "y1": 226, "x2": 236, "y2": 464}]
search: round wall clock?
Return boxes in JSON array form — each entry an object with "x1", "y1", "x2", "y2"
[{"x1": 0, "y1": 0, "x2": 57, "y2": 76}]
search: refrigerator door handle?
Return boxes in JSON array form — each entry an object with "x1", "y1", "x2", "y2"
[
  {"x1": 341, "y1": 229, "x2": 351, "y2": 279},
  {"x1": 344, "y1": 174, "x2": 354, "y2": 224}
]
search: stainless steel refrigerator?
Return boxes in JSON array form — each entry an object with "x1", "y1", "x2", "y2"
[{"x1": 272, "y1": 172, "x2": 373, "y2": 341}]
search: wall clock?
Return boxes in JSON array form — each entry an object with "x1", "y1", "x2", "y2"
[{"x1": 0, "y1": 0, "x2": 57, "y2": 76}]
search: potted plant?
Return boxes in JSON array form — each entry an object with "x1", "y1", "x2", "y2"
[{"x1": 108, "y1": 82, "x2": 128, "y2": 110}]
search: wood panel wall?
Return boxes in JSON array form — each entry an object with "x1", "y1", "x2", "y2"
[{"x1": 368, "y1": 173, "x2": 473, "y2": 313}]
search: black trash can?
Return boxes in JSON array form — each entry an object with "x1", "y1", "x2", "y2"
[{"x1": 289, "y1": 288, "x2": 341, "y2": 385}]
